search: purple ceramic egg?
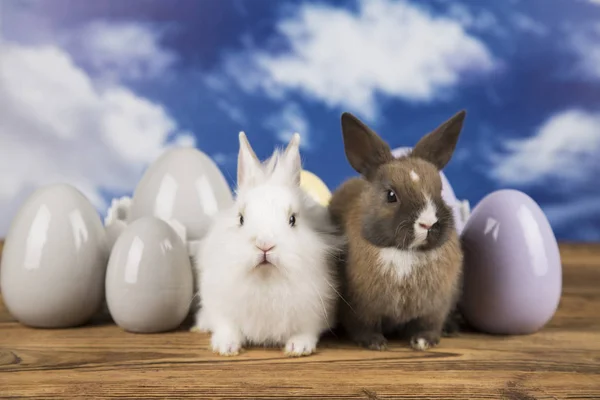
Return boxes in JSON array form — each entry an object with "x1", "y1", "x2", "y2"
[{"x1": 460, "y1": 189, "x2": 562, "y2": 335}]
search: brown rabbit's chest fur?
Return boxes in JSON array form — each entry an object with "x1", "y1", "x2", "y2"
[{"x1": 330, "y1": 178, "x2": 463, "y2": 329}]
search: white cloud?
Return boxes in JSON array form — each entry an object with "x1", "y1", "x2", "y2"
[
  {"x1": 211, "y1": 152, "x2": 236, "y2": 166},
  {"x1": 64, "y1": 21, "x2": 177, "y2": 81},
  {"x1": 447, "y1": 4, "x2": 503, "y2": 34},
  {"x1": 216, "y1": 99, "x2": 247, "y2": 125},
  {"x1": 491, "y1": 108, "x2": 600, "y2": 241},
  {"x1": 172, "y1": 133, "x2": 196, "y2": 148},
  {"x1": 543, "y1": 197, "x2": 600, "y2": 241},
  {"x1": 265, "y1": 103, "x2": 311, "y2": 149},
  {"x1": 491, "y1": 109, "x2": 600, "y2": 186},
  {"x1": 0, "y1": 42, "x2": 193, "y2": 236},
  {"x1": 221, "y1": 0, "x2": 495, "y2": 120},
  {"x1": 512, "y1": 13, "x2": 547, "y2": 36},
  {"x1": 446, "y1": 6, "x2": 545, "y2": 37},
  {"x1": 544, "y1": 197, "x2": 600, "y2": 227},
  {"x1": 569, "y1": 23, "x2": 600, "y2": 80}
]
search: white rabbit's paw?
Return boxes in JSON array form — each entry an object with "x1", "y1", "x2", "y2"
[
  {"x1": 192, "y1": 311, "x2": 212, "y2": 333},
  {"x1": 211, "y1": 330, "x2": 242, "y2": 356},
  {"x1": 190, "y1": 325, "x2": 208, "y2": 333},
  {"x1": 284, "y1": 334, "x2": 318, "y2": 357}
]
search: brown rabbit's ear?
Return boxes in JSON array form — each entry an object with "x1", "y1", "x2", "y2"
[
  {"x1": 341, "y1": 112, "x2": 393, "y2": 177},
  {"x1": 411, "y1": 110, "x2": 466, "y2": 170}
]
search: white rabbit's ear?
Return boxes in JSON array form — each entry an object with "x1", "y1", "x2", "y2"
[
  {"x1": 278, "y1": 132, "x2": 302, "y2": 186},
  {"x1": 262, "y1": 153, "x2": 279, "y2": 175},
  {"x1": 237, "y1": 131, "x2": 263, "y2": 188}
]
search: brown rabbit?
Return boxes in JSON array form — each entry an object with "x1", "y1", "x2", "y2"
[{"x1": 329, "y1": 110, "x2": 466, "y2": 351}]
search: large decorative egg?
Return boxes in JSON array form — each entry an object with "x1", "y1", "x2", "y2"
[
  {"x1": 0, "y1": 184, "x2": 108, "y2": 328},
  {"x1": 300, "y1": 169, "x2": 332, "y2": 206},
  {"x1": 391, "y1": 147, "x2": 468, "y2": 233},
  {"x1": 128, "y1": 147, "x2": 233, "y2": 241},
  {"x1": 105, "y1": 216, "x2": 193, "y2": 333},
  {"x1": 460, "y1": 189, "x2": 562, "y2": 335}
]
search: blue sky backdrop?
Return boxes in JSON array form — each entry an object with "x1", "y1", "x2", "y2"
[{"x1": 1, "y1": 0, "x2": 599, "y2": 241}]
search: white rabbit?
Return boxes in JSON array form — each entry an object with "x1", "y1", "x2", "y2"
[{"x1": 193, "y1": 132, "x2": 342, "y2": 357}]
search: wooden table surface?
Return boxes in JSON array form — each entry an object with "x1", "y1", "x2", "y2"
[{"x1": 1, "y1": 243, "x2": 599, "y2": 399}]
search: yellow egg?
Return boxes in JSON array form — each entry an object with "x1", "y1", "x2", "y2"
[{"x1": 300, "y1": 170, "x2": 331, "y2": 206}]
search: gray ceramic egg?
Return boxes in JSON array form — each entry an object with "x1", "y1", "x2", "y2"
[
  {"x1": 127, "y1": 147, "x2": 233, "y2": 241},
  {"x1": 105, "y1": 219, "x2": 127, "y2": 251},
  {"x1": 105, "y1": 216, "x2": 193, "y2": 333},
  {"x1": 460, "y1": 189, "x2": 562, "y2": 335},
  {"x1": 0, "y1": 184, "x2": 108, "y2": 328}
]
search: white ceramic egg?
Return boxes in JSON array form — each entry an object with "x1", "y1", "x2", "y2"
[
  {"x1": 105, "y1": 216, "x2": 193, "y2": 333},
  {"x1": 127, "y1": 147, "x2": 233, "y2": 241},
  {"x1": 0, "y1": 184, "x2": 108, "y2": 328}
]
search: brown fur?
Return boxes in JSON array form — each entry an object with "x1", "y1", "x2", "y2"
[{"x1": 329, "y1": 110, "x2": 466, "y2": 351}]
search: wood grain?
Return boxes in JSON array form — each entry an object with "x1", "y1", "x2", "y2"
[{"x1": 1, "y1": 243, "x2": 599, "y2": 399}]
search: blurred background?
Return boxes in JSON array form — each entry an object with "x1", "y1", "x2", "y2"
[{"x1": 0, "y1": 0, "x2": 599, "y2": 242}]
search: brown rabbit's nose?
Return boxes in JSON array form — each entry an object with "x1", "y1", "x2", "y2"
[
  {"x1": 419, "y1": 222, "x2": 433, "y2": 230},
  {"x1": 256, "y1": 244, "x2": 275, "y2": 254}
]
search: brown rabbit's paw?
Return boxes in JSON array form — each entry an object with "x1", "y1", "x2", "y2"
[
  {"x1": 442, "y1": 319, "x2": 460, "y2": 337},
  {"x1": 356, "y1": 333, "x2": 388, "y2": 351},
  {"x1": 442, "y1": 309, "x2": 464, "y2": 337},
  {"x1": 409, "y1": 333, "x2": 440, "y2": 351}
]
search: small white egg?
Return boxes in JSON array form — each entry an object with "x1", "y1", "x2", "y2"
[
  {"x1": 105, "y1": 216, "x2": 193, "y2": 333},
  {"x1": 0, "y1": 184, "x2": 108, "y2": 328}
]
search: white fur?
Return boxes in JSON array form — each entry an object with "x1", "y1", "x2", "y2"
[
  {"x1": 193, "y1": 134, "x2": 340, "y2": 357},
  {"x1": 378, "y1": 247, "x2": 441, "y2": 280},
  {"x1": 412, "y1": 337, "x2": 429, "y2": 350},
  {"x1": 104, "y1": 196, "x2": 131, "y2": 225},
  {"x1": 409, "y1": 169, "x2": 420, "y2": 182},
  {"x1": 411, "y1": 194, "x2": 438, "y2": 248},
  {"x1": 378, "y1": 248, "x2": 416, "y2": 280}
]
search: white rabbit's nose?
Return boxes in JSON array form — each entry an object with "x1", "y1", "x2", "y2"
[
  {"x1": 256, "y1": 244, "x2": 275, "y2": 253},
  {"x1": 255, "y1": 234, "x2": 275, "y2": 252}
]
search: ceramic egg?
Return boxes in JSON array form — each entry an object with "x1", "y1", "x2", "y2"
[
  {"x1": 391, "y1": 147, "x2": 467, "y2": 233},
  {"x1": 105, "y1": 216, "x2": 193, "y2": 333},
  {"x1": 0, "y1": 184, "x2": 108, "y2": 328},
  {"x1": 105, "y1": 220, "x2": 127, "y2": 251},
  {"x1": 460, "y1": 189, "x2": 562, "y2": 335},
  {"x1": 300, "y1": 169, "x2": 332, "y2": 206},
  {"x1": 128, "y1": 147, "x2": 233, "y2": 241}
]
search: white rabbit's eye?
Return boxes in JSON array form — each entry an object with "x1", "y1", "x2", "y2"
[
  {"x1": 239, "y1": 214, "x2": 244, "y2": 226},
  {"x1": 386, "y1": 190, "x2": 398, "y2": 203},
  {"x1": 289, "y1": 214, "x2": 296, "y2": 227}
]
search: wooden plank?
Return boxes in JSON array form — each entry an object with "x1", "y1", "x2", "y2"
[{"x1": 1, "y1": 243, "x2": 599, "y2": 399}]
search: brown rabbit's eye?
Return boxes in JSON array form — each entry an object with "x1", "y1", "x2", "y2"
[
  {"x1": 239, "y1": 214, "x2": 244, "y2": 226},
  {"x1": 289, "y1": 214, "x2": 296, "y2": 227},
  {"x1": 386, "y1": 190, "x2": 398, "y2": 203}
]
